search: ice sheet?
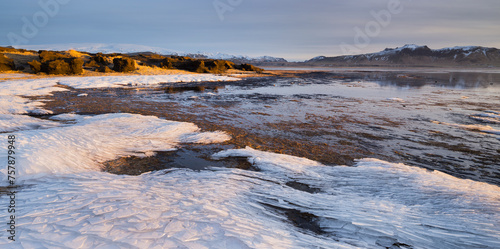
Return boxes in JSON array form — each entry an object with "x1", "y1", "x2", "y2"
[
  {"x1": 0, "y1": 113, "x2": 230, "y2": 181},
  {"x1": 1, "y1": 147, "x2": 498, "y2": 248}
]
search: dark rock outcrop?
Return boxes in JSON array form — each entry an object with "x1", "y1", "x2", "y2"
[
  {"x1": 0, "y1": 54, "x2": 15, "y2": 71},
  {"x1": 93, "y1": 53, "x2": 109, "y2": 66},
  {"x1": 0, "y1": 46, "x2": 265, "y2": 75},
  {"x1": 69, "y1": 58, "x2": 84, "y2": 74},
  {"x1": 159, "y1": 56, "x2": 261, "y2": 74},
  {"x1": 113, "y1": 57, "x2": 136, "y2": 72},
  {"x1": 39, "y1": 50, "x2": 70, "y2": 63},
  {"x1": 235, "y1": 63, "x2": 264, "y2": 73},
  {"x1": 26, "y1": 50, "x2": 85, "y2": 75},
  {"x1": 39, "y1": 58, "x2": 83, "y2": 75},
  {"x1": 97, "y1": 65, "x2": 113, "y2": 73},
  {"x1": 28, "y1": 60, "x2": 42, "y2": 73}
]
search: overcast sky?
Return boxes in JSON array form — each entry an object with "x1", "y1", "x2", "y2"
[{"x1": 1, "y1": 0, "x2": 499, "y2": 60}]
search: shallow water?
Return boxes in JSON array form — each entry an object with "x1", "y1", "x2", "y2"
[{"x1": 134, "y1": 71, "x2": 500, "y2": 186}]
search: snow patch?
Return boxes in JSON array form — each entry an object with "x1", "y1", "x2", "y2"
[
  {"x1": 0, "y1": 113, "x2": 231, "y2": 181},
  {"x1": 1, "y1": 75, "x2": 237, "y2": 96},
  {"x1": 0, "y1": 96, "x2": 51, "y2": 115},
  {"x1": 57, "y1": 75, "x2": 239, "y2": 89},
  {"x1": 0, "y1": 114, "x2": 61, "y2": 133}
]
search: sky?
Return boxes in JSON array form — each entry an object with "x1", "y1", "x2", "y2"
[{"x1": 1, "y1": 0, "x2": 499, "y2": 61}]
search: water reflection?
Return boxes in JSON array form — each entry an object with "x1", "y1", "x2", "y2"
[{"x1": 325, "y1": 71, "x2": 500, "y2": 89}]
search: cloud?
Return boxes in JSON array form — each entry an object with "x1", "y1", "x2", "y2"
[{"x1": 1, "y1": 0, "x2": 499, "y2": 60}]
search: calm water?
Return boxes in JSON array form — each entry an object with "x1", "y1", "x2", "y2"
[{"x1": 135, "y1": 70, "x2": 500, "y2": 186}]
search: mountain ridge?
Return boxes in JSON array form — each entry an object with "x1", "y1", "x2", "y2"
[
  {"x1": 304, "y1": 44, "x2": 500, "y2": 67},
  {"x1": 11, "y1": 43, "x2": 500, "y2": 67}
]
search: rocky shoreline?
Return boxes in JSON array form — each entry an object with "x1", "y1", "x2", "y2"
[{"x1": 0, "y1": 46, "x2": 264, "y2": 76}]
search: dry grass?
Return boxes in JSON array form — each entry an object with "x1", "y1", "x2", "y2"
[
  {"x1": 64, "y1": 50, "x2": 91, "y2": 60},
  {"x1": 2, "y1": 51, "x2": 39, "y2": 72},
  {"x1": 1, "y1": 47, "x2": 267, "y2": 78}
]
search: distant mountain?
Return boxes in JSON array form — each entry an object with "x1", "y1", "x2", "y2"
[
  {"x1": 15, "y1": 43, "x2": 181, "y2": 56},
  {"x1": 305, "y1": 44, "x2": 500, "y2": 67},
  {"x1": 183, "y1": 52, "x2": 287, "y2": 64},
  {"x1": 14, "y1": 43, "x2": 287, "y2": 63}
]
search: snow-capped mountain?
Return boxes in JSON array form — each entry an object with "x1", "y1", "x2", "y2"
[
  {"x1": 15, "y1": 43, "x2": 181, "y2": 56},
  {"x1": 181, "y1": 52, "x2": 287, "y2": 63},
  {"x1": 14, "y1": 43, "x2": 287, "y2": 63},
  {"x1": 306, "y1": 44, "x2": 500, "y2": 67}
]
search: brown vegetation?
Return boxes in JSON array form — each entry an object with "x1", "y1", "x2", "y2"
[
  {"x1": 27, "y1": 51, "x2": 84, "y2": 75},
  {"x1": 0, "y1": 46, "x2": 264, "y2": 76},
  {"x1": 0, "y1": 54, "x2": 15, "y2": 71},
  {"x1": 113, "y1": 57, "x2": 136, "y2": 72},
  {"x1": 235, "y1": 63, "x2": 264, "y2": 73},
  {"x1": 159, "y1": 55, "x2": 261, "y2": 74}
]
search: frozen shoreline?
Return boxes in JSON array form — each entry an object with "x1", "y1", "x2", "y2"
[{"x1": 0, "y1": 73, "x2": 499, "y2": 248}]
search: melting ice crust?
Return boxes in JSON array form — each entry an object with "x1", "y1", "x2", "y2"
[{"x1": 0, "y1": 76, "x2": 499, "y2": 248}]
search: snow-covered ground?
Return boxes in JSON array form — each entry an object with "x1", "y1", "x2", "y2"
[
  {"x1": 0, "y1": 74, "x2": 238, "y2": 133},
  {"x1": 0, "y1": 75, "x2": 499, "y2": 248},
  {"x1": 1, "y1": 75, "x2": 238, "y2": 94}
]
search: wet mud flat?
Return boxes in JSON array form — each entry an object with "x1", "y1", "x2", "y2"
[{"x1": 35, "y1": 70, "x2": 500, "y2": 186}]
